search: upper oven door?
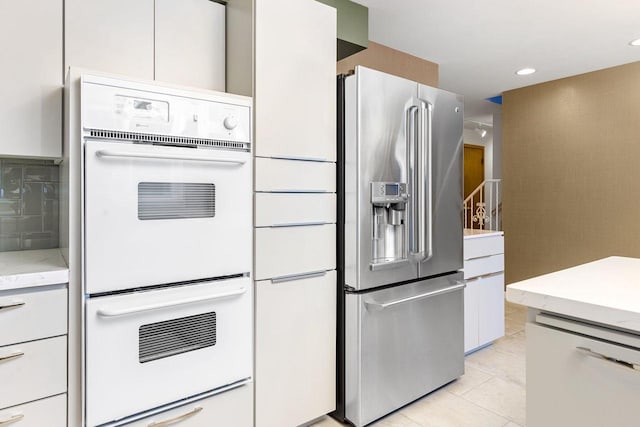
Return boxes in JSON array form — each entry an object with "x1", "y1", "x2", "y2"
[{"x1": 84, "y1": 140, "x2": 252, "y2": 294}]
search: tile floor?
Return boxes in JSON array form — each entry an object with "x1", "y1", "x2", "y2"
[{"x1": 313, "y1": 301, "x2": 528, "y2": 427}]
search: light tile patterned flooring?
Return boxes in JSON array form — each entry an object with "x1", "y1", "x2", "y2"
[{"x1": 313, "y1": 301, "x2": 528, "y2": 427}]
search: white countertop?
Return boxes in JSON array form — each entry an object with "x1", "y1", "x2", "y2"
[
  {"x1": 463, "y1": 229, "x2": 504, "y2": 239},
  {"x1": 506, "y1": 256, "x2": 640, "y2": 333},
  {"x1": 0, "y1": 249, "x2": 69, "y2": 291}
]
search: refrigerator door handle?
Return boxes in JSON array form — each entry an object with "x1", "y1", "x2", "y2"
[
  {"x1": 407, "y1": 105, "x2": 420, "y2": 259},
  {"x1": 419, "y1": 100, "x2": 434, "y2": 262},
  {"x1": 364, "y1": 282, "x2": 466, "y2": 311}
]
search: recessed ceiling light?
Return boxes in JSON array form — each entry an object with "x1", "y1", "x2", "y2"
[
  {"x1": 630, "y1": 38, "x2": 640, "y2": 46},
  {"x1": 516, "y1": 68, "x2": 536, "y2": 76}
]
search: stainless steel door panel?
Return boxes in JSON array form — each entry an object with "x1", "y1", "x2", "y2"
[
  {"x1": 344, "y1": 67, "x2": 419, "y2": 291},
  {"x1": 417, "y1": 85, "x2": 464, "y2": 278},
  {"x1": 345, "y1": 273, "x2": 464, "y2": 426}
]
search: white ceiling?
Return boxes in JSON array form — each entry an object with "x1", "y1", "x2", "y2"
[{"x1": 353, "y1": 0, "x2": 640, "y2": 124}]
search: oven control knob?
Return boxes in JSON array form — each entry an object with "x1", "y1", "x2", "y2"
[{"x1": 223, "y1": 116, "x2": 238, "y2": 130}]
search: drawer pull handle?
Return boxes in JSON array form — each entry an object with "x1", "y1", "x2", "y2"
[
  {"x1": 0, "y1": 414, "x2": 24, "y2": 426},
  {"x1": 576, "y1": 347, "x2": 640, "y2": 372},
  {"x1": 271, "y1": 270, "x2": 328, "y2": 284},
  {"x1": 270, "y1": 222, "x2": 330, "y2": 228},
  {"x1": 365, "y1": 283, "x2": 466, "y2": 311},
  {"x1": 0, "y1": 352, "x2": 24, "y2": 363},
  {"x1": 0, "y1": 301, "x2": 25, "y2": 311},
  {"x1": 148, "y1": 407, "x2": 203, "y2": 427}
]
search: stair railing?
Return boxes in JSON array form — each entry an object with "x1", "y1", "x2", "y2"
[{"x1": 464, "y1": 179, "x2": 501, "y2": 231}]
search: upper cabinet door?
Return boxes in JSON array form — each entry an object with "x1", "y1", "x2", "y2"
[
  {"x1": 65, "y1": 0, "x2": 154, "y2": 79},
  {"x1": 255, "y1": 0, "x2": 337, "y2": 161},
  {"x1": 155, "y1": 0, "x2": 226, "y2": 91},
  {"x1": 0, "y1": 0, "x2": 62, "y2": 158}
]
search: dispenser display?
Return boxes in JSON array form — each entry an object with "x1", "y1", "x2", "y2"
[{"x1": 371, "y1": 181, "x2": 408, "y2": 267}]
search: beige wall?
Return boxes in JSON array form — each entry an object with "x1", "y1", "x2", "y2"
[
  {"x1": 502, "y1": 61, "x2": 640, "y2": 283},
  {"x1": 337, "y1": 41, "x2": 438, "y2": 87}
]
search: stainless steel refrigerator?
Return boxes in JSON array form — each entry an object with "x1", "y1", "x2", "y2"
[{"x1": 335, "y1": 66, "x2": 465, "y2": 426}]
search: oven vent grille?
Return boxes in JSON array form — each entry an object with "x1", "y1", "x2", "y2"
[
  {"x1": 87, "y1": 128, "x2": 250, "y2": 151},
  {"x1": 138, "y1": 182, "x2": 215, "y2": 220},
  {"x1": 139, "y1": 311, "x2": 217, "y2": 363}
]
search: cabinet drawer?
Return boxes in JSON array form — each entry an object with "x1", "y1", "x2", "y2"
[
  {"x1": 463, "y1": 234, "x2": 504, "y2": 260},
  {"x1": 0, "y1": 285, "x2": 67, "y2": 346},
  {"x1": 463, "y1": 254, "x2": 504, "y2": 280},
  {"x1": 255, "y1": 270, "x2": 336, "y2": 427},
  {"x1": 0, "y1": 336, "x2": 67, "y2": 409},
  {"x1": 0, "y1": 394, "x2": 66, "y2": 427},
  {"x1": 255, "y1": 157, "x2": 335, "y2": 193},
  {"x1": 255, "y1": 193, "x2": 336, "y2": 227},
  {"x1": 255, "y1": 224, "x2": 335, "y2": 280},
  {"x1": 122, "y1": 384, "x2": 252, "y2": 427},
  {"x1": 527, "y1": 322, "x2": 640, "y2": 427},
  {"x1": 477, "y1": 273, "x2": 505, "y2": 345}
]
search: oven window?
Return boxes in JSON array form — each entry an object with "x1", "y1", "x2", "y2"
[
  {"x1": 138, "y1": 182, "x2": 215, "y2": 220},
  {"x1": 139, "y1": 311, "x2": 217, "y2": 363}
]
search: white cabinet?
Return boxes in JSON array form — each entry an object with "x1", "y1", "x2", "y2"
[
  {"x1": 65, "y1": 0, "x2": 225, "y2": 89},
  {"x1": 255, "y1": 224, "x2": 336, "y2": 280},
  {"x1": 463, "y1": 232, "x2": 505, "y2": 353},
  {"x1": 155, "y1": 0, "x2": 225, "y2": 91},
  {"x1": 65, "y1": 0, "x2": 155, "y2": 79},
  {"x1": 255, "y1": 0, "x2": 336, "y2": 161},
  {"x1": 527, "y1": 320, "x2": 640, "y2": 427},
  {"x1": 0, "y1": 0, "x2": 62, "y2": 158},
  {"x1": 252, "y1": 1, "x2": 337, "y2": 425},
  {"x1": 255, "y1": 271, "x2": 337, "y2": 427},
  {"x1": 0, "y1": 394, "x2": 66, "y2": 427},
  {"x1": 0, "y1": 283, "x2": 68, "y2": 413}
]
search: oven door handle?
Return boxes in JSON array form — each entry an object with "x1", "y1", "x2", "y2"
[
  {"x1": 95, "y1": 149, "x2": 247, "y2": 165},
  {"x1": 96, "y1": 287, "x2": 247, "y2": 317}
]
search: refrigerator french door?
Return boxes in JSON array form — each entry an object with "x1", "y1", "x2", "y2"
[{"x1": 336, "y1": 66, "x2": 464, "y2": 426}]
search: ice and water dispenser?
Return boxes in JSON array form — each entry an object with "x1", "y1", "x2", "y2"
[{"x1": 371, "y1": 182, "x2": 408, "y2": 266}]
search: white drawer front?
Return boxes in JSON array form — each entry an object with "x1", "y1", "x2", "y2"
[
  {"x1": 0, "y1": 285, "x2": 67, "y2": 346},
  {"x1": 0, "y1": 394, "x2": 66, "y2": 427},
  {"x1": 463, "y1": 234, "x2": 504, "y2": 260},
  {"x1": 255, "y1": 193, "x2": 336, "y2": 227},
  {"x1": 463, "y1": 254, "x2": 504, "y2": 280},
  {"x1": 0, "y1": 336, "x2": 67, "y2": 409},
  {"x1": 122, "y1": 384, "x2": 252, "y2": 427},
  {"x1": 255, "y1": 157, "x2": 336, "y2": 193},
  {"x1": 255, "y1": 224, "x2": 335, "y2": 280},
  {"x1": 527, "y1": 322, "x2": 640, "y2": 427},
  {"x1": 255, "y1": 271, "x2": 336, "y2": 427},
  {"x1": 477, "y1": 273, "x2": 505, "y2": 345}
]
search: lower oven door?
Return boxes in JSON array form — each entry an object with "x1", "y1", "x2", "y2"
[
  {"x1": 85, "y1": 276, "x2": 252, "y2": 427},
  {"x1": 345, "y1": 272, "x2": 465, "y2": 427},
  {"x1": 84, "y1": 140, "x2": 252, "y2": 294}
]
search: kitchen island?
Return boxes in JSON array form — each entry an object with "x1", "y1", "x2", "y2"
[{"x1": 506, "y1": 256, "x2": 640, "y2": 427}]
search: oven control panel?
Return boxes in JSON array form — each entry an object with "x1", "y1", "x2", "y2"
[{"x1": 81, "y1": 75, "x2": 252, "y2": 146}]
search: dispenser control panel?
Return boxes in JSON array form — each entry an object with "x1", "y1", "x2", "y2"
[{"x1": 371, "y1": 182, "x2": 408, "y2": 204}]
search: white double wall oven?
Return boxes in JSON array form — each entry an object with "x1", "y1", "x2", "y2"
[{"x1": 78, "y1": 74, "x2": 253, "y2": 426}]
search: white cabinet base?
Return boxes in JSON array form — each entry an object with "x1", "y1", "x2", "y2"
[
  {"x1": 255, "y1": 271, "x2": 336, "y2": 427},
  {"x1": 527, "y1": 321, "x2": 640, "y2": 427}
]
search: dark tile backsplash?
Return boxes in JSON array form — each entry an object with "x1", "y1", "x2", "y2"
[{"x1": 0, "y1": 159, "x2": 59, "y2": 251}]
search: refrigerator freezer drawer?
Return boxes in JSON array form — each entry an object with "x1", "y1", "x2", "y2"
[
  {"x1": 254, "y1": 157, "x2": 336, "y2": 193},
  {"x1": 254, "y1": 224, "x2": 336, "y2": 280},
  {"x1": 345, "y1": 274, "x2": 464, "y2": 426},
  {"x1": 255, "y1": 193, "x2": 336, "y2": 227}
]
